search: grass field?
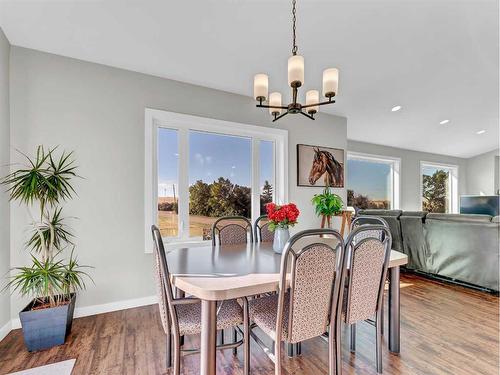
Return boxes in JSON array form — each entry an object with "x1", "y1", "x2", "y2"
[
  {"x1": 158, "y1": 211, "x2": 217, "y2": 239},
  {"x1": 158, "y1": 196, "x2": 253, "y2": 239}
]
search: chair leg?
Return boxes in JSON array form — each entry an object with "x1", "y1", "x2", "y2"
[
  {"x1": 274, "y1": 340, "x2": 282, "y2": 375},
  {"x1": 335, "y1": 319, "x2": 342, "y2": 375},
  {"x1": 376, "y1": 310, "x2": 383, "y2": 373},
  {"x1": 166, "y1": 334, "x2": 172, "y2": 368},
  {"x1": 232, "y1": 327, "x2": 238, "y2": 356},
  {"x1": 219, "y1": 330, "x2": 225, "y2": 345},
  {"x1": 380, "y1": 301, "x2": 384, "y2": 336},
  {"x1": 243, "y1": 298, "x2": 250, "y2": 375},
  {"x1": 173, "y1": 332, "x2": 181, "y2": 375},
  {"x1": 328, "y1": 325, "x2": 337, "y2": 375},
  {"x1": 350, "y1": 323, "x2": 356, "y2": 353}
]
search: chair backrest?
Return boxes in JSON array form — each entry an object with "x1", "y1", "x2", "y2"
[
  {"x1": 350, "y1": 215, "x2": 389, "y2": 243},
  {"x1": 343, "y1": 225, "x2": 392, "y2": 324},
  {"x1": 151, "y1": 225, "x2": 176, "y2": 335},
  {"x1": 211, "y1": 216, "x2": 253, "y2": 246},
  {"x1": 275, "y1": 229, "x2": 347, "y2": 344},
  {"x1": 254, "y1": 215, "x2": 274, "y2": 243}
]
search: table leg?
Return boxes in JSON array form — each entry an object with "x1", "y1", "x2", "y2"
[
  {"x1": 388, "y1": 266, "x2": 400, "y2": 353},
  {"x1": 200, "y1": 300, "x2": 217, "y2": 375}
]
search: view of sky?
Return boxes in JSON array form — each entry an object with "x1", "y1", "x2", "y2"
[
  {"x1": 157, "y1": 128, "x2": 273, "y2": 197},
  {"x1": 347, "y1": 159, "x2": 391, "y2": 200}
]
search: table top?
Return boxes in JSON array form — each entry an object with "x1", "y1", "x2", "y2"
[{"x1": 167, "y1": 241, "x2": 408, "y2": 301}]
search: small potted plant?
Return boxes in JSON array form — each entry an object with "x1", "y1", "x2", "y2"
[
  {"x1": 265, "y1": 202, "x2": 300, "y2": 253},
  {"x1": 311, "y1": 187, "x2": 343, "y2": 228},
  {"x1": 2, "y1": 146, "x2": 92, "y2": 352}
]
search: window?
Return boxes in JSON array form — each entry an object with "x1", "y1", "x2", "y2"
[
  {"x1": 145, "y1": 109, "x2": 287, "y2": 251},
  {"x1": 420, "y1": 162, "x2": 458, "y2": 213},
  {"x1": 347, "y1": 152, "x2": 400, "y2": 210},
  {"x1": 157, "y1": 128, "x2": 179, "y2": 237}
]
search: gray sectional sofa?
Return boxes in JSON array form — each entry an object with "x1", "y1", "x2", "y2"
[{"x1": 358, "y1": 209, "x2": 500, "y2": 292}]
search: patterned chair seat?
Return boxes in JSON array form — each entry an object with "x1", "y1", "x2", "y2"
[
  {"x1": 177, "y1": 299, "x2": 243, "y2": 335},
  {"x1": 248, "y1": 293, "x2": 290, "y2": 342}
]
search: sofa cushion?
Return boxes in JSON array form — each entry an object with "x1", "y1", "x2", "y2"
[
  {"x1": 358, "y1": 209, "x2": 402, "y2": 217},
  {"x1": 400, "y1": 214, "x2": 428, "y2": 270},
  {"x1": 426, "y1": 213, "x2": 492, "y2": 223},
  {"x1": 401, "y1": 211, "x2": 428, "y2": 218}
]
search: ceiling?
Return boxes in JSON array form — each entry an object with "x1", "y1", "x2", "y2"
[{"x1": 0, "y1": 0, "x2": 498, "y2": 158}]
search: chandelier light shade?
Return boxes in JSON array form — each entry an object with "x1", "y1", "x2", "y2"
[
  {"x1": 253, "y1": 0, "x2": 339, "y2": 122},
  {"x1": 269, "y1": 92, "x2": 283, "y2": 115},
  {"x1": 253, "y1": 73, "x2": 269, "y2": 101},
  {"x1": 288, "y1": 55, "x2": 304, "y2": 87},
  {"x1": 306, "y1": 90, "x2": 319, "y2": 114},
  {"x1": 322, "y1": 68, "x2": 339, "y2": 98}
]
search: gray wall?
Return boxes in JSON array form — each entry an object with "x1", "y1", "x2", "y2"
[
  {"x1": 466, "y1": 149, "x2": 500, "y2": 196},
  {"x1": 347, "y1": 140, "x2": 468, "y2": 211},
  {"x1": 9, "y1": 46, "x2": 347, "y2": 315},
  {"x1": 0, "y1": 28, "x2": 10, "y2": 332}
]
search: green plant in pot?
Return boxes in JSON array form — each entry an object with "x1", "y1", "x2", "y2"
[
  {"x1": 2, "y1": 146, "x2": 92, "y2": 351},
  {"x1": 311, "y1": 186, "x2": 343, "y2": 228}
]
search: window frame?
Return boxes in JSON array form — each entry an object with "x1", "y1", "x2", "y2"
[
  {"x1": 144, "y1": 108, "x2": 288, "y2": 253},
  {"x1": 420, "y1": 161, "x2": 459, "y2": 214},
  {"x1": 346, "y1": 151, "x2": 401, "y2": 210}
]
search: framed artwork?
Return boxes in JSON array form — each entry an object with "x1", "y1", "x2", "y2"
[{"x1": 297, "y1": 144, "x2": 345, "y2": 188}]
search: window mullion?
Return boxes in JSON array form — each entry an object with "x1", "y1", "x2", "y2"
[
  {"x1": 251, "y1": 138, "x2": 260, "y2": 225},
  {"x1": 178, "y1": 128, "x2": 190, "y2": 240}
]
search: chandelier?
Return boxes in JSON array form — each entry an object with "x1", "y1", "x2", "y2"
[{"x1": 253, "y1": 0, "x2": 339, "y2": 122}]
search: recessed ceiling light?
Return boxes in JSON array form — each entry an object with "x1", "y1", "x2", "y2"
[
  {"x1": 439, "y1": 119, "x2": 450, "y2": 125},
  {"x1": 476, "y1": 130, "x2": 486, "y2": 135},
  {"x1": 391, "y1": 105, "x2": 402, "y2": 112}
]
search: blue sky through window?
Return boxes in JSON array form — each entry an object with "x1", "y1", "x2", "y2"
[
  {"x1": 157, "y1": 128, "x2": 273, "y2": 197},
  {"x1": 347, "y1": 159, "x2": 391, "y2": 201}
]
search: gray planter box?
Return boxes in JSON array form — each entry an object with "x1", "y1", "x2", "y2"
[{"x1": 19, "y1": 294, "x2": 76, "y2": 352}]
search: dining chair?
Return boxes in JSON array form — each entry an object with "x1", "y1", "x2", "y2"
[
  {"x1": 342, "y1": 224, "x2": 392, "y2": 373},
  {"x1": 247, "y1": 229, "x2": 347, "y2": 375},
  {"x1": 254, "y1": 215, "x2": 274, "y2": 243},
  {"x1": 151, "y1": 225, "x2": 250, "y2": 375},
  {"x1": 211, "y1": 216, "x2": 253, "y2": 246},
  {"x1": 211, "y1": 216, "x2": 253, "y2": 346},
  {"x1": 349, "y1": 215, "x2": 390, "y2": 339}
]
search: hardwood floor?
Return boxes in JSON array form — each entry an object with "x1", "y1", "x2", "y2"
[{"x1": 0, "y1": 274, "x2": 498, "y2": 375}]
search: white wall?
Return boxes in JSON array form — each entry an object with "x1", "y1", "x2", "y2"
[
  {"x1": 0, "y1": 28, "x2": 10, "y2": 336},
  {"x1": 466, "y1": 149, "x2": 500, "y2": 196},
  {"x1": 347, "y1": 140, "x2": 468, "y2": 211},
  {"x1": 8, "y1": 47, "x2": 347, "y2": 316}
]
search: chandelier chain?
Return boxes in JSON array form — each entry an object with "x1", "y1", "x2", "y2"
[{"x1": 292, "y1": 0, "x2": 298, "y2": 55}]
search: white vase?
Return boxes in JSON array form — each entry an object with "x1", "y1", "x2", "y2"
[{"x1": 273, "y1": 227, "x2": 290, "y2": 254}]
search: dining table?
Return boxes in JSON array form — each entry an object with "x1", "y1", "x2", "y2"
[{"x1": 166, "y1": 240, "x2": 408, "y2": 375}]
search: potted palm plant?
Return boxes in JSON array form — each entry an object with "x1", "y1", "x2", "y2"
[
  {"x1": 2, "y1": 146, "x2": 92, "y2": 352},
  {"x1": 311, "y1": 187, "x2": 343, "y2": 229}
]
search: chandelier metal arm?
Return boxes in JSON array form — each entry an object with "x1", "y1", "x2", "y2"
[
  {"x1": 272, "y1": 111, "x2": 289, "y2": 122},
  {"x1": 256, "y1": 104, "x2": 289, "y2": 110},
  {"x1": 301, "y1": 98, "x2": 336, "y2": 109},
  {"x1": 299, "y1": 111, "x2": 315, "y2": 120},
  {"x1": 292, "y1": 86, "x2": 298, "y2": 105}
]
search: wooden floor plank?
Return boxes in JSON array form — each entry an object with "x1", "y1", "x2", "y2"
[{"x1": 0, "y1": 274, "x2": 498, "y2": 375}]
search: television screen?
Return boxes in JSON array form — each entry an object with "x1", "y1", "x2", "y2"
[{"x1": 460, "y1": 195, "x2": 500, "y2": 216}]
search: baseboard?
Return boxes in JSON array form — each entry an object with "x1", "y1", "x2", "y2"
[
  {"x1": 9, "y1": 295, "x2": 158, "y2": 330},
  {"x1": 0, "y1": 320, "x2": 12, "y2": 341}
]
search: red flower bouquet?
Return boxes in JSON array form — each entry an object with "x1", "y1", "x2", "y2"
[{"x1": 265, "y1": 202, "x2": 300, "y2": 231}]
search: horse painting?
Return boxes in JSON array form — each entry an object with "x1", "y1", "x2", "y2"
[{"x1": 297, "y1": 144, "x2": 344, "y2": 188}]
